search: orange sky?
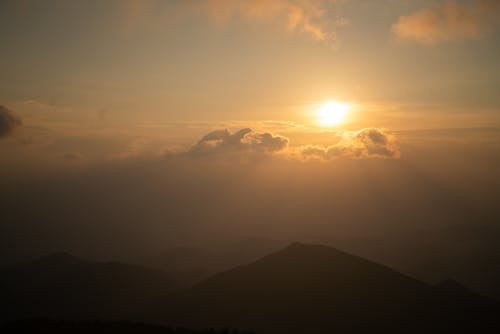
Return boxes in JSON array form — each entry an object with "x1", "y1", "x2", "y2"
[{"x1": 0, "y1": 0, "x2": 499, "y2": 167}]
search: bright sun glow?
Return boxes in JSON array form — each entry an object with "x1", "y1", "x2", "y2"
[{"x1": 316, "y1": 101, "x2": 351, "y2": 127}]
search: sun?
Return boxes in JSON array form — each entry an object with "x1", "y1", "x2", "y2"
[{"x1": 316, "y1": 101, "x2": 351, "y2": 127}]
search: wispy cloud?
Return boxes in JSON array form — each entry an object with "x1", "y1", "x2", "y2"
[
  {"x1": 125, "y1": 0, "x2": 346, "y2": 44},
  {"x1": 392, "y1": 0, "x2": 500, "y2": 45},
  {"x1": 202, "y1": 0, "x2": 342, "y2": 41}
]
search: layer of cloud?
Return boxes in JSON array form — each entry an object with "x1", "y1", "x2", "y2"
[
  {"x1": 299, "y1": 128, "x2": 400, "y2": 160},
  {"x1": 187, "y1": 128, "x2": 289, "y2": 157},
  {"x1": 181, "y1": 127, "x2": 399, "y2": 162},
  {"x1": 392, "y1": 0, "x2": 500, "y2": 45},
  {"x1": 0, "y1": 105, "x2": 22, "y2": 138}
]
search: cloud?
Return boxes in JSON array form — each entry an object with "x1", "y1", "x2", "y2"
[
  {"x1": 200, "y1": 0, "x2": 344, "y2": 42},
  {"x1": 0, "y1": 105, "x2": 22, "y2": 138},
  {"x1": 392, "y1": 0, "x2": 500, "y2": 45},
  {"x1": 181, "y1": 127, "x2": 400, "y2": 162},
  {"x1": 300, "y1": 128, "x2": 400, "y2": 160},
  {"x1": 187, "y1": 128, "x2": 289, "y2": 157},
  {"x1": 123, "y1": 0, "x2": 346, "y2": 44}
]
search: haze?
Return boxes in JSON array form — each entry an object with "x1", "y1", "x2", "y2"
[{"x1": 1, "y1": 1, "x2": 500, "y2": 332}]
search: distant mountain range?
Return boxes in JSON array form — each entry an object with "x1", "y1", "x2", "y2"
[
  {"x1": 0, "y1": 252, "x2": 177, "y2": 321},
  {"x1": 1, "y1": 243, "x2": 499, "y2": 333}
]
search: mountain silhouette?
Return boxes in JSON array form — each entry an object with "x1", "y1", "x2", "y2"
[
  {"x1": 145, "y1": 242, "x2": 500, "y2": 333},
  {"x1": 0, "y1": 252, "x2": 177, "y2": 321}
]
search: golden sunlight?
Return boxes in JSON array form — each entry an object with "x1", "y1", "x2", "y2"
[{"x1": 316, "y1": 101, "x2": 350, "y2": 127}]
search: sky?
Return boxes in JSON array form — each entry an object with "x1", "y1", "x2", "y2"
[
  {"x1": 1, "y1": 0, "x2": 500, "y2": 297},
  {"x1": 1, "y1": 0, "x2": 500, "y2": 126},
  {"x1": 0, "y1": 0, "x2": 499, "y2": 163}
]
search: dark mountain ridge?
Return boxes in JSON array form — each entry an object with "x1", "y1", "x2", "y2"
[{"x1": 145, "y1": 242, "x2": 500, "y2": 333}]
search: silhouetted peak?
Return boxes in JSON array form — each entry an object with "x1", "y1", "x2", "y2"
[{"x1": 225, "y1": 241, "x2": 400, "y2": 282}]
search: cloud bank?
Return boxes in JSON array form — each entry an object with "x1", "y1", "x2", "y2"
[
  {"x1": 300, "y1": 128, "x2": 400, "y2": 160},
  {"x1": 0, "y1": 106, "x2": 22, "y2": 138},
  {"x1": 182, "y1": 127, "x2": 399, "y2": 161},
  {"x1": 392, "y1": 0, "x2": 500, "y2": 45}
]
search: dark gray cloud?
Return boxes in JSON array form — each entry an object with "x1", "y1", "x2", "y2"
[
  {"x1": 301, "y1": 128, "x2": 400, "y2": 160},
  {"x1": 0, "y1": 105, "x2": 22, "y2": 138},
  {"x1": 187, "y1": 128, "x2": 289, "y2": 157}
]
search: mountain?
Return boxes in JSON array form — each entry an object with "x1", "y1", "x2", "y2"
[
  {"x1": 0, "y1": 252, "x2": 177, "y2": 321},
  {"x1": 145, "y1": 242, "x2": 500, "y2": 334}
]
